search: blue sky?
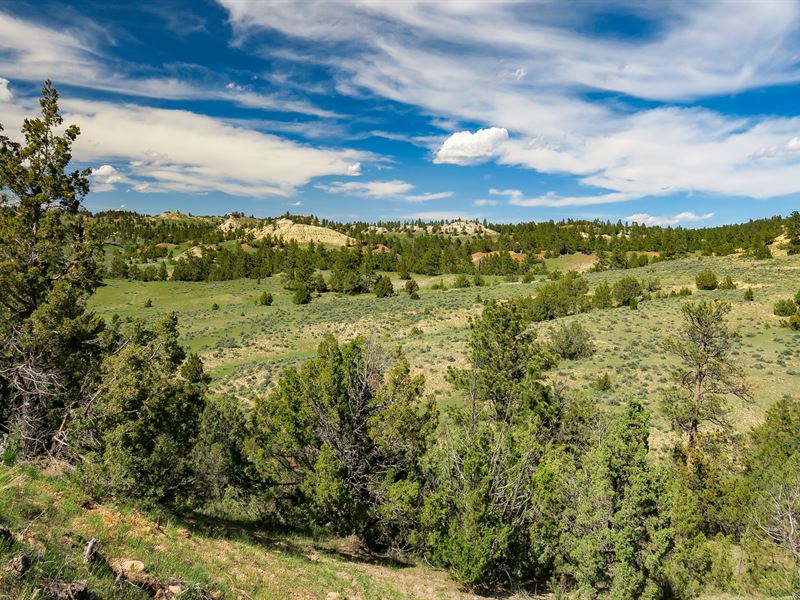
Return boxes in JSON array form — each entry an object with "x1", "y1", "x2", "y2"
[{"x1": 2, "y1": 1, "x2": 800, "y2": 225}]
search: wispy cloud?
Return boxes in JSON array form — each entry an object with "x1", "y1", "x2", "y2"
[
  {"x1": 0, "y1": 97, "x2": 367, "y2": 197},
  {"x1": 492, "y1": 189, "x2": 640, "y2": 208},
  {"x1": 220, "y1": 1, "x2": 800, "y2": 203},
  {"x1": 625, "y1": 211, "x2": 715, "y2": 226},
  {"x1": 317, "y1": 179, "x2": 452, "y2": 202},
  {"x1": 0, "y1": 11, "x2": 336, "y2": 118}
]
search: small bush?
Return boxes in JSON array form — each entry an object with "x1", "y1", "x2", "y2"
[
  {"x1": 594, "y1": 372, "x2": 612, "y2": 391},
  {"x1": 257, "y1": 291, "x2": 273, "y2": 306},
  {"x1": 744, "y1": 288, "x2": 754, "y2": 302},
  {"x1": 612, "y1": 276, "x2": 642, "y2": 306},
  {"x1": 773, "y1": 299, "x2": 797, "y2": 317},
  {"x1": 453, "y1": 274, "x2": 471, "y2": 288},
  {"x1": 211, "y1": 302, "x2": 219, "y2": 310},
  {"x1": 718, "y1": 276, "x2": 736, "y2": 290},
  {"x1": 293, "y1": 283, "x2": 312, "y2": 305},
  {"x1": 473, "y1": 273, "x2": 485, "y2": 287},
  {"x1": 374, "y1": 275, "x2": 395, "y2": 298},
  {"x1": 696, "y1": 270, "x2": 719, "y2": 290},
  {"x1": 645, "y1": 278, "x2": 661, "y2": 292},
  {"x1": 144, "y1": 298, "x2": 153, "y2": 308},
  {"x1": 549, "y1": 322, "x2": 596, "y2": 360},
  {"x1": 405, "y1": 278, "x2": 420, "y2": 299}
]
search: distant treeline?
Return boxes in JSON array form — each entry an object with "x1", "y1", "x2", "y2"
[{"x1": 96, "y1": 209, "x2": 800, "y2": 283}]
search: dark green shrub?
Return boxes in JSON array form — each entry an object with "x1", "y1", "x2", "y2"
[
  {"x1": 257, "y1": 291, "x2": 273, "y2": 306},
  {"x1": 696, "y1": 270, "x2": 719, "y2": 290},
  {"x1": 292, "y1": 283, "x2": 312, "y2": 305},
  {"x1": 612, "y1": 276, "x2": 642, "y2": 306},
  {"x1": 405, "y1": 278, "x2": 420, "y2": 299},
  {"x1": 453, "y1": 274, "x2": 471, "y2": 288},
  {"x1": 549, "y1": 322, "x2": 596, "y2": 360},
  {"x1": 774, "y1": 299, "x2": 797, "y2": 317},
  {"x1": 374, "y1": 275, "x2": 395, "y2": 298}
]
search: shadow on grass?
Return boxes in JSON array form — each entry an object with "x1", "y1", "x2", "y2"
[{"x1": 174, "y1": 511, "x2": 413, "y2": 571}]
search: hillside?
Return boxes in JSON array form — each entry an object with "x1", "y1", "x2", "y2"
[
  {"x1": 0, "y1": 465, "x2": 525, "y2": 600},
  {"x1": 250, "y1": 218, "x2": 357, "y2": 247}
]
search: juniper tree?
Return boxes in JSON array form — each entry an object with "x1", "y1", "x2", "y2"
[
  {"x1": 565, "y1": 399, "x2": 672, "y2": 599},
  {"x1": 0, "y1": 81, "x2": 103, "y2": 458},
  {"x1": 249, "y1": 336, "x2": 436, "y2": 548}
]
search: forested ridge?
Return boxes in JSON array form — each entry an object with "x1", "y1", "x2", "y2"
[
  {"x1": 2, "y1": 84, "x2": 800, "y2": 599},
  {"x1": 94, "y1": 200, "x2": 799, "y2": 285}
]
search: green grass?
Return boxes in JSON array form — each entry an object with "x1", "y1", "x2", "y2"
[
  {"x1": 88, "y1": 253, "x2": 800, "y2": 437},
  {"x1": 0, "y1": 464, "x2": 484, "y2": 599}
]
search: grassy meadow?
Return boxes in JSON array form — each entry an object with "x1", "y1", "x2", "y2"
[{"x1": 89, "y1": 251, "x2": 800, "y2": 440}]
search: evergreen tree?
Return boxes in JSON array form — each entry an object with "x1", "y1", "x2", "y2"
[
  {"x1": 0, "y1": 81, "x2": 104, "y2": 458},
  {"x1": 405, "y1": 278, "x2": 420, "y2": 299},
  {"x1": 373, "y1": 275, "x2": 395, "y2": 298},
  {"x1": 249, "y1": 337, "x2": 435, "y2": 547},
  {"x1": 592, "y1": 281, "x2": 614, "y2": 309},
  {"x1": 662, "y1": 301, "x2": 750, "y2": 453},
  {"x1": 565, "y1": 399, "x2": 672, "y2": 599},
  {"x1": 77, "y1": 314, "x2": 208, "y2": 505}
]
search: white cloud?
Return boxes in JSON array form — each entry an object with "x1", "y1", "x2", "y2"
[
  {"x1": 319, "y1": 179, "x2": 413, "y2": 197},
  {"x1": 219, "y1": 1, "x2": 800, "y2": 204},
  {"x1": 434, "y1": 127, "x2": 509, "y2": 165},
  {"x1": 473, "y1": 199, "x2": 499, "y2": 207},
  {"x1": 625, "y1": 212, "x2": 715, "y2": 226},
  {"x1": 0, "y1": 98, "x2": 367, "y2": 197},
  {"x1": 407, "y1": 210, "x2": 471, "y2": 221},
  {"x1": 317, "y1": 179, "x2": 451, "y2": 202},
  {"x1": 0, "y1": 78, "x2": 12, "y2": 102},
  {"x1": 494, "y1": 188, "x2": 641, "y2": 208},
  {"x1": 0, "y1": 12, "x2": 334, "y2": 117},
  {"x1": 751, "y1": 136, "x2": 800, "y2": 158},
  {"x1": 404, "y1": 191, "x2": 454, "y2": 202},
  {"x1": 91, "y1": 164, "x2": 131, "y2": 192},
  {"x1": 221, "y1": 1, "x2": 800, "y2": 102}
]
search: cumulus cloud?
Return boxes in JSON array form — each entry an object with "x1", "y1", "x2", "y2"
[
  {"x1": 625, "y1": 211, "x2": 715, "y2": 226},
  {"x1": 0, "y1": 77, "x2": 11, "y2": 102},
  {"x1": 473, "y1": 199, "x2": 499, "y2": 207},
  {"x1": 434, "y1": 127, "x2": 509, "y2": 165},
  {"x1": 751, "y1": 136, "x2": 800, "y2": 158},
  {"x1": 91, "y1": 164, "x2": 131, "y2": 192},
  {"x1": 317, "y1": 179, "x2": 451, "y2": 202}
]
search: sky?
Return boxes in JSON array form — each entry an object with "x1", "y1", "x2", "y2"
[{"x1": 2, "y1": 1, "x2": 800, "y2": 225}]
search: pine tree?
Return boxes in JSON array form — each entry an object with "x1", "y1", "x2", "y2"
[{"x1": 662, "y1": 301, "x2": 750, "y2": 453}]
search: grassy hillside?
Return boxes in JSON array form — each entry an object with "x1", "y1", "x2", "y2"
[
  {"x1": 89, "y1": 252, "x2": 800, "y2": 436},
  {"x1": 0, "y1": 464, "x2": 779, "y2": 600},
  {"x1": 0, "y1": 464, "x2": 527, "y2": 599}
]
